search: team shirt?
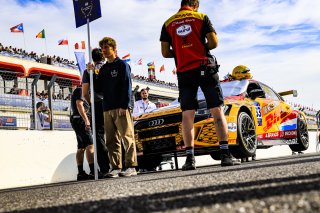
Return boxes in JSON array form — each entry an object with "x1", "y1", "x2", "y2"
[{"x1": 160, "y1": 6, "x2": 216, "y2": 73}]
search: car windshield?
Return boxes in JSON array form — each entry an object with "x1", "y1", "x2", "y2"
[
  {"x1": 198, "y1": 80, "x2": 249, "y2": 100},
  {"x1": 170, "y1": 80, "x2": 249, "y2": 105}
]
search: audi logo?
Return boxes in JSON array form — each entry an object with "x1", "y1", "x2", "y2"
[{"x1": 148, "y1": 119, "x2": 164, "y2": 127}]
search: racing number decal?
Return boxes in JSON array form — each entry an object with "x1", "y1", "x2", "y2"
[{"x1": 254, "y1": 102, "x2": 262, "y2": 126}]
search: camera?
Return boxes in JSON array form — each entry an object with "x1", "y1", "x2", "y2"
[{"x1": 42, "y1": 106, "x2": 49, "y2": 113}]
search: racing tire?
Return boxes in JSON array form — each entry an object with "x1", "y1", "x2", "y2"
[
  {"x1": 137, "y1": 155, "x2": 163, "y2": 171},
  {"x1": 230, "y1": 112, "x2": 257, "y2": 158},
  {"x1": 289, "y1": 117, "x2": 309, "y2": 152}
]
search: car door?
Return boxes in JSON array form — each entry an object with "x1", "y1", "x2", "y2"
[{"x1": 255, "y1": 83, "x2": 283, "y2": 141}]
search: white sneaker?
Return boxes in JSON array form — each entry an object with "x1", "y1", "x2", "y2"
[
  {"x1": 232, "y1": 158, "x2": 241, "y2": 165},
  {"x1": 104, "y1": 169, "x2": 121, "y2": 178},
  {"x1": 119, "y1": 168, "x2": 137, "y2": 177}
]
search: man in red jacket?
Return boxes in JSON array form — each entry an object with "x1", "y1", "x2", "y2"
[{"x1": 160, "y1": 0, "x2": 235, "y2": 170}]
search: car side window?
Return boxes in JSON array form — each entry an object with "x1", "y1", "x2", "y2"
[
  {"x1": 259, "y1": 83, "x2": 281, "y2": 101},
  {"x1": 247, "y1": 83, "x2": 263, "y2": 97}
]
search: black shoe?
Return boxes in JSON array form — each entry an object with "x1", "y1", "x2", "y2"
[
  {"x1": 77, "y1": 172, "x2": 89, "y2": 181},
  {"x1": 88, "y1": 172, "x2": 104, "y2": 179},
  {"x1": 221, "y1": 154, "x2": 234, "y2": 167},
  {"x1": 182, "y1": 156, "x2": 196, "y2": 171}
]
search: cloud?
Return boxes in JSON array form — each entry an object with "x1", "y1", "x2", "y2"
[{"x1": 0, "y1": 0, "x2": 319, "y2": 109}]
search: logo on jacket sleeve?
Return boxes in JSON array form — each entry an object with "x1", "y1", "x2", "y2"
[{"x1": 176, "y1": 24, "x2": 192, "y2": 37}]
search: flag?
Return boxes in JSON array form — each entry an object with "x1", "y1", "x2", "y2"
[
  {"x1": 10, "y1": 23, "x2": 24, "y2": 33},
  {"x1": 74, "y1": 52, "x2": 86, "y2": 77},
  {"x1": 136, "y1": 58, "x2": 143, "y2": 65},
  {"x1": 58, "y1": 39, "x2": 68, "y2": 45},
  {"x1": 74, "y1": 41, "x2": 85, "y2": 49},
  {"x1": 122, "y1": 53, "x2": 131, "y2": 62},
  {"x1": 160, "y1": 64, "x2": 165, "y2": 72},
  {"x1": 36, "y1": 29, "x2": 45, "y2": 38},
  {"x1": 172, "y1": 68, "x2": 176, "y2": 75}
]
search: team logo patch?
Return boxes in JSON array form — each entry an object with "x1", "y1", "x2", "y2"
[
  {"x1": 176, "y1": 24, "x2": 192, "y2": 37},
  {"x1": 111, "y1": 70, "x2": 118, "y2": 77}
]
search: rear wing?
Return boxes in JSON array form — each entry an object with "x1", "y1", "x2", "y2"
[{"x1": 278, "y1": 90, "x2": 298, "y2": 97}]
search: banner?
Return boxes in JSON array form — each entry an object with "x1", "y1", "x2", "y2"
[
  {"x1": 73, "y1": 0, "x2": 102, "y2": 28},
  {"x1": 74, "y1": 51, "x2": 86, "y2": 77}
]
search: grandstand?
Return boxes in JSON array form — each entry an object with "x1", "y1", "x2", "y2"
[{"x1": 0, "y1": 44, "x2": 178, "y2": 130}]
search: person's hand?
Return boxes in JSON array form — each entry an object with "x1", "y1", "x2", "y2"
[
  {"x1": 85, "y1": 121, "x2": 91, "y2": 131},
  {"x1": 118, "y1": 108, "x2": 127, "y2": 116},
  {"x1": 86, "y1": 62, "x2": 94, "y2": 71}
]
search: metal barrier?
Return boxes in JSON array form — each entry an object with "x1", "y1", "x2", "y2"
[{"x1": 0, "y1": 70, "x2": 79, "y2": 130}]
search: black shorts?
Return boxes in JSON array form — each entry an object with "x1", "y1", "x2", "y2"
[
  {"x1": 71, "y1": 117, "x2": 93, "y2": 149},
  {"x1": 177, "y1": 69, "x2": 224, "y2": 111}
]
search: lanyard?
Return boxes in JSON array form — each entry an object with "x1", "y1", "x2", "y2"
[
  {"x1": 142, "y1": 101, "x2": 149, "y2": 113},
  {"x1": 38, "y1": 112, "x2": 44, "y2": 127}
]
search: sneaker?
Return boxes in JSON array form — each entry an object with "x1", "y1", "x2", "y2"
[
  {"x1": 252, "y1": 154, "x2": 256, "y2": 161},
  {"x1": 221, "y1": 154, "x2": 234, "y2": 167},
  {"x1": 104, "y1": 169, "x2": 121, "y2": 178},
  {"x1": 77, "y1": 172, "x2": 89, "y2": 181},
  {"x1": 232, "y1": 157, "x2": 241, "y2": 165},
  {"x1": 88, "y1": 172, "x2": 104, "y2": 180},
  {"x1": 119, "y1": 168, "x2": 138, "y2": 177},
  {"x1": 182, "y1": 156, "x2": 196, "y2": 171}
]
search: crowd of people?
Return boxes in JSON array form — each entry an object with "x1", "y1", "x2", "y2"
[
  {"x1": 0, "y1": 43, "x2": 78, "y2": 70},
  {"x1": 131, "y1": 74, "x2": 177, "y2": 88},
  {"x1": 0, "y1": 42, "x2": 178, "y2": 88}
]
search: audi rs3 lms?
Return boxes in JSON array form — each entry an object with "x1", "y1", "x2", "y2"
[{"x1": 134, "y1": 73, "x2": 309, "y2": 169}]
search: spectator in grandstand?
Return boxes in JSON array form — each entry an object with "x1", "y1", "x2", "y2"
[
  {"x1": 33, "y1": 101, "x2": 51, "y2": 130},
  {"x1": 70, "y1": 86, "x2": 95, "y2": 181},
  {"x1": 35, "y1": 91, "x2": 41, "y2": 99},
  {"x1": 160, "y1": 0, "x2": 235, "y2": 170},
  {"x1": 82, "y1": 48, "x2": 111, "y2": 176},
  {"x1": 96, "y1": 36, "x2": 138, "y2": 178},
  {"x1": 9, "y1": 83, "x2": 20, "y2": 95},
  {"x1": 132, "y1": 88, "x2": 157, "y2": 119}
]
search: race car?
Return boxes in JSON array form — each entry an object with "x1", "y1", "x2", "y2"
[{"x1": 134, "y1": 67, "x2": 309, "y2": 169}]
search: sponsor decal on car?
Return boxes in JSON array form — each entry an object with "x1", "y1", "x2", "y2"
[
  {"x1": 148, "y1": 119, "x2": 165, "y2": 127},
  {"x1": 228, "y1": 122, "x2": 237, "y2": 132}
]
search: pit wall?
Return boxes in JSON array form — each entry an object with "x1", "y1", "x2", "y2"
[
  {"x1": 0, "y1": 130, "x2": 84, "y2": 190},
  {"x1": 0, "y1": 130, "x2": 318, "y2": 190}
]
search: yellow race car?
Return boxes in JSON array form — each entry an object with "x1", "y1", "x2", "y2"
[{"x1": 134, "y1": 77, "x2": 309, "y2": 169}]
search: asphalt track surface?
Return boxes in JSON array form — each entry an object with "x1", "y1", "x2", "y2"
[{"x1": 1, "y1": 153, "x2": 319, "y2": 213}]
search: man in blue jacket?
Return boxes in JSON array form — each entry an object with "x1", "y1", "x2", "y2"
[{"x1": 97, "y1": 37, "x2": 138, "y2": 178}]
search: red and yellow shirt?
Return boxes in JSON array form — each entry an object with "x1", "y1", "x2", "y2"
[{"x1": 160, "y1": 7, "x2": 216, "y2": 73}]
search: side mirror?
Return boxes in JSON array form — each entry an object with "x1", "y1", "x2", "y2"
[{"x1": 249, "y1": 89, "x2": 265, "y2": 100}]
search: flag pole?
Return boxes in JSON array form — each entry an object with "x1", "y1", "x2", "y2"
[
  {"x1": 67, "y1": 38, "x2": 71, "y2": 60},
  {"x1": 44, "y1": 34, "x2": 48, "y2": 56},
  {"x1": 22, "y1": 32, "x2": 27, "y2": 51},
  {"x1": 87, "y1": 18, "x2": 98, "y2": 181}
]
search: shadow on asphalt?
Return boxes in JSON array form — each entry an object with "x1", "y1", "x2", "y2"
[
  {"x1": 13, "y1": 159, "x2": 320, "y2": 213},
  {"x1": 134, "y1": 155, "x2": 320, "y2": 183}
]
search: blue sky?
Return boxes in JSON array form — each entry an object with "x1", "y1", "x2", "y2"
[
  {"x1": 17, "y1": 0, "x2": 53, "y2": 5},
  {"x1": 1, "y1": 0, "x2": 320, "y2": 109}
]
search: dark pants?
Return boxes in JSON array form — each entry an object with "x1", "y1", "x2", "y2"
[
  {"x1": 94, "y1": 101, "x2": 110, "y2": 173},
  {"x1": 71, "y1": 117, "x2": 93, "y2": 149}
]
